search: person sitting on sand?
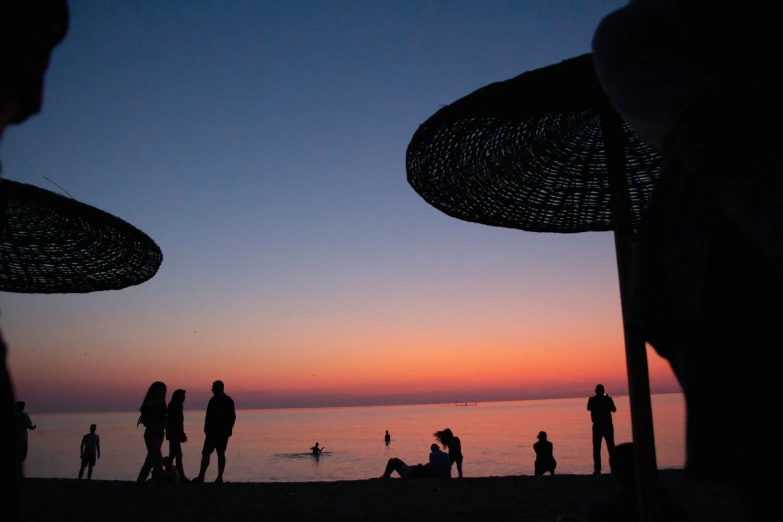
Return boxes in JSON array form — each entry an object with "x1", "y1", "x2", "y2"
[
  {"x1": 533, "y1": 431, "x2": 556, "y2": 476},
  {"x1": 380, "y1": 443, "x2": 451, "y2": 479},
  {"x1": 78, "y1": 424, "x2": 100, "y2": 480},
  {"x1": 162, "y1": 456, "x2": 180, "y2": 483},
  {"x1": 310, "y1": 442, "x2": 324, "y2": 455},
  {"x1": 434, "y1": 428, "x2": 463, "y2": 478}
]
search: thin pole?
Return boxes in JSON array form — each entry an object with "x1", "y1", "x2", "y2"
[{"x1": 600, "y1": 108, "x2": 660, "y2": 522}]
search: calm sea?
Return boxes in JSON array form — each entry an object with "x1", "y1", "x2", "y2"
[{"x1": 22, "y1": 393, "x2": 684, "y2": 482}]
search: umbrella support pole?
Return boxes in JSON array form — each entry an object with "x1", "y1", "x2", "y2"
[{"x1": 602, "y1": 110, "x2": 660, "y2": 522}]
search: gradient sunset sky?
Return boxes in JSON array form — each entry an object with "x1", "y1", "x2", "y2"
[{"x1": 1, "y1": 0, "x2": 680, "y2": 413}]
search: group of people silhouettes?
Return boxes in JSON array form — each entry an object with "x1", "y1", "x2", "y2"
[
  {"x1": 380, "y1": 428, "x2": 464, "y2": 480},
  {"x1": 19, "y1": 383, "x2": 617, "y2": 484},
  {"x1": 136, "y1": 380, "x2": 235, "y2": 489}
]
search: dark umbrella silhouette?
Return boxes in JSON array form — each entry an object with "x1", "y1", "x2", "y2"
[
  {"x1": 406, "y1": 53, "x2": 662, "y2": 521},
  {"x1": 0, "y1": 179, "x2": 163, "y2": 293}
]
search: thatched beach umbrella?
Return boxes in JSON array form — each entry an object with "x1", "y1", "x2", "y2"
[
  {"x1": 0, "y1": 179, "x2": 163, "y2": 293},
  {"x1": 407, "y1": 53, "x2": 662, "y2": 519}
]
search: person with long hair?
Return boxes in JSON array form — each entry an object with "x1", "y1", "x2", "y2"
[
  {"x1": 434, "y1": 428, "x2": 463, "y2": 478},
  {"x1": 166, "y1": 389, "x2": 189, "y2": 482},
  {"x1": 136, "y1": 382, "x2": 167, "y2": 489}
]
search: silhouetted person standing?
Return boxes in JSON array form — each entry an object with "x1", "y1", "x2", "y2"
[
  {"x1": 78, "y1": 424, "x2": 100, "y2": 479},
  {"x1": 385, "y1": 430, "x2": 391, "y2": 445},
  {"x1": 15, "y1": 401, "x2": 36, "y2": 464},
  {"x1": 587, "y1": 384, "x2": 616, "y2": 475},
  {"x1": 1, "y1": 3, "x2": 69, "y2": 519},
  {"x1": 533, "y1": 431, "x2": 556, "y2": 476},
  {"x1": 192, "y1": 381, "x2": 235, "y2": 483},
  {"x1": 310, "y1": 442, "x2": 324, "y2": 455},
  {"x1": 166, "y1": 389, "x2": 189, "y2": 482},
  {"x1": 136, "y1": 382, "x2": 168, "y2": 489}
]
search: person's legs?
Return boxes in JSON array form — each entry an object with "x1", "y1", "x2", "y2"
[
  {"x1": 381, "y1": 458, "x2": 405, "y2": 478},
  {"x1": 136, "y1": 433, "x2": 164, "y2": 485},
  {"x1": 78, "y1": 458, "x2": 87, "y2": 479},
  {"x1": 455, "y1": 456, "x2": 463, "y2": 478},
  {"x1": 605, "y1": 424, "x2": 615, "y2": 455},
  {"x1": 169, "y1": 439, "x2": 187, "y2": 481},
  {"x1": 194, "y1": 438, "x2": 215, "y2": 482},
  {"x1": 87, "y1": 456, "x2": 94, "y2": 479},
  {"x1": 591, "y1": 425, "x2": 603, "y2": 474},
  {"x1": 216, "y1": 450, "x2": 226, "y2": 481}
]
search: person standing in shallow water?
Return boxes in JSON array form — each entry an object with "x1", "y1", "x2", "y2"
[
  {"x1": 136, "y1": 382, "x2": 168, "y2": 489},
  {"x1": 533, "y1": 431, "x2": 556, "y2": 476},
  {"x1": 310, "y1": 442, "x2": 324, "y2": 455},
  {"x1": 192, "y1": 380, "x2": 236, "y2": 483},
  {"x1": 385, "y1": 430, "x2": 391, "y2": 445},
  {"x1": 78, "y1": 424, "x2": 100, "y2": 479},
  {"x1": 434, "y1": 428, "x2": 463, "y2": 478},
  {"x1": 166, "y1": 389, "x2": 189, "y2": 482},
  {"x1": 587, "y1": 384, "x2": 616, "y2": 475}
]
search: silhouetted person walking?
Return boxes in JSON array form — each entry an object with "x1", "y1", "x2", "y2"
[
  {"x1": 534, "y1": 431, "x2": 556, "y2": 476},
  {"x1": 1, "y1": 4, "x2": 69, "y2": 519},
  {"x1": 136, "y1": 382, "x2": 167, "y2": 489},
  {"x1": 434, "y1": 428, "x2": 463, "y2": 478},
  {"x1": 310, "y1": 442, "x2": 324, "y2": 455},
  {"x1": 587, "y1": 384, "x2": 616, "y2": 475},
  {"x1": 78, "y1": 424, "x2": 100, "y2": 479},
  {"x1": 15, "y1": 401, "x2": 36, "y2": 464},
  {"x1": 385, "y1": 430, "x2": 391, "y2": 445},
  {"x1": 166, "y1": 389, "x2": 189, "y2": 482},
  {"x1": 192, "y1": 381, "x2": 235, "y2": 483}
]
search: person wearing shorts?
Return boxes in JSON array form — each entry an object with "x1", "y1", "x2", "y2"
[
  {"x1": 78, "y1": 424, "x2": 100, "y2": 479},
  {"x1": 192, "y1": 381, "x2": 235, "y2": 483}
]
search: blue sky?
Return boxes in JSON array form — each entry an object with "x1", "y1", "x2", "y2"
[{"x1": 0, "y1": 1, "x2": 675, "y2": 413}]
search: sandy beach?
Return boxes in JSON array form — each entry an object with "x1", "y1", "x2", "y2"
[{"x1": 20, "y1": 470, "x2": 745, "y2": 522}]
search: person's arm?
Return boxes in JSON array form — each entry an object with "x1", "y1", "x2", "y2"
[
  {"x1": 80, "y1": 435, "x2": 85, "y2": 458},
  {"x1": 96, "y1": 436, "x2": 100, "y2": 459},
  {"x1": 587, "y1": 397, "x2": 592, "y2": 411},
  {"x1": 610, "y1": 397, "x2": 616, "y2": 413},
  {"x1": 26, "y1": 414, "x2": 36, "y2": 430},
  {"x1": 204, "y1": 399, "x2": 213, "y2": 434},
  {"x1": 319, "y1": 447, "x2": 324, "y2": 452},
  {"x1": 229, "y1": 399, "x2": 236, "y2": 430}
]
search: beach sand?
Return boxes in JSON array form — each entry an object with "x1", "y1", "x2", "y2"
[{"x1": 21, "y1": 470, "x2": 744, "y2": 522}]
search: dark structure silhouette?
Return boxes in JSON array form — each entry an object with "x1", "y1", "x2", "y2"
[
  {"x1": 78, "y1": 424, "x2": 100, "y2": 479},
  {"x1": 434, "y1": 428, "x2": 463, "y2": 478},
  {"x1": 136, "y1": 382, "x2": 168, "y2": 489},
  {"x1": 380, "y1": 443, "x2": 451, "y2": 479},
  {"x1": 587, "y1": 384, "x2": 616, "y2": 474},
  {"x1": 580, "y1": 443, "x2": 693, "y2": 522},
  {"x1": 1, "y1": 5, "x2": 69, "y2": 519},
  {"x1": 192, "y1": 380, "x2": 236, "y2": 483},
  {"x1": 310, "y1": 442, "x2": 324, "y2": 455},
  {"x1": 15, "y1": 401, "x2": 36, "y2": 463},
  {"x1": 592, "y1": 2, "x2": 774, "y2": 518},
  {"x1": 533, "y1": 431, "x2": 556, "y2": 476},
  {"x1": 166, "y1": 389, "x2": 189, "y2": 482},
  {"x1": 384, "y1": 430, "x2": 390, "y2": 445}
]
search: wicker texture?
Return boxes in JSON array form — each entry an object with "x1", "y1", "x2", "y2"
[
  {"x1": 0, "y1": 180, "x2": 163, "y2": 294},
  {"x1": 406, "y1": 53, "x2": 662, "y2": 233}
]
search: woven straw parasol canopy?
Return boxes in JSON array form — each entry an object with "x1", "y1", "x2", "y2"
[
  {"x1": 0, "y1": 179, "x2": 163, "y2": 294},
  {"x1": 406, "y1": 53, "x2": 661, "y2": 233}
]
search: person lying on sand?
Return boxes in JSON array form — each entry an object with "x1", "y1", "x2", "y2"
[{"x1": 380, "y1": 444, "x2": 451, "y2": 479}]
